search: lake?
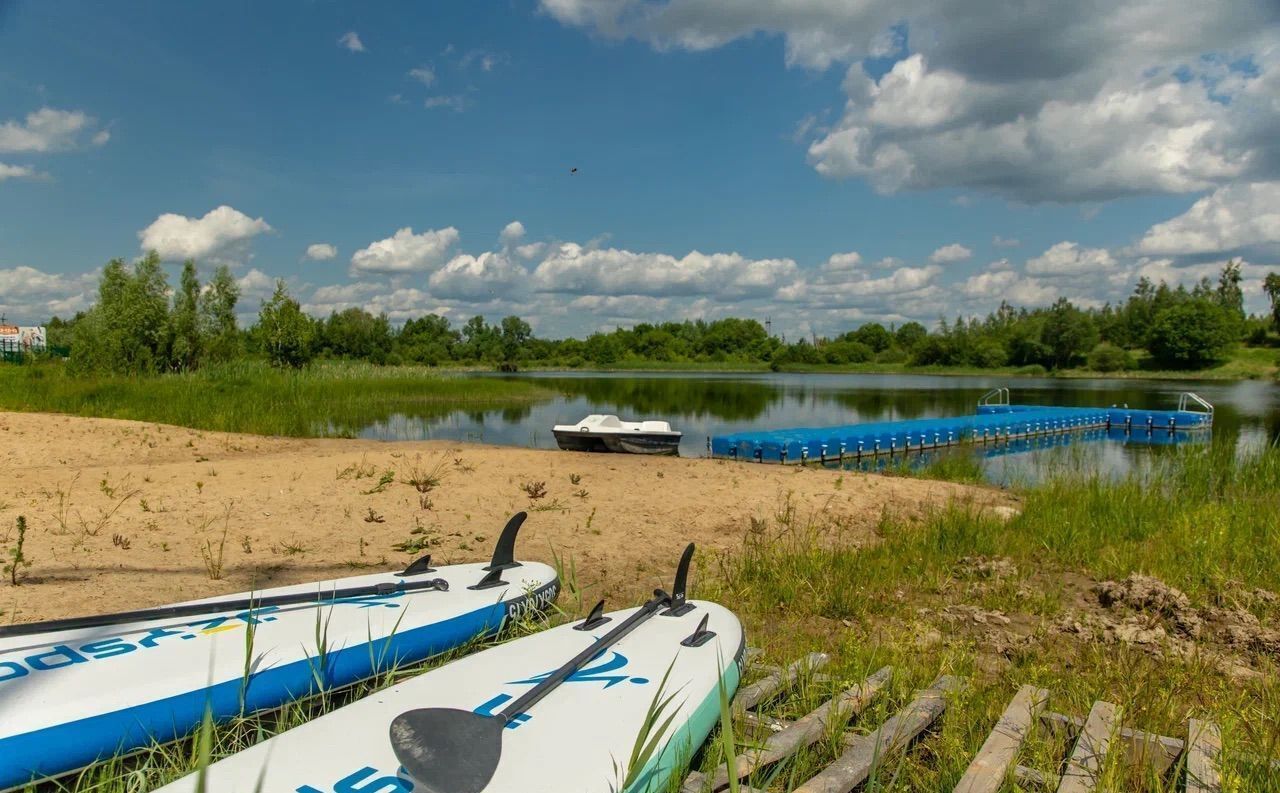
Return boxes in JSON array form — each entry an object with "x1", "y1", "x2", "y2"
[{"x1": 358, "y1": 372, "x2": 1280, "y2": 485}]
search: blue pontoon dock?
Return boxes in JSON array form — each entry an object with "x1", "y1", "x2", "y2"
[{"x1": 709, "y1": 388, "x2": 1214, "y2": 464}]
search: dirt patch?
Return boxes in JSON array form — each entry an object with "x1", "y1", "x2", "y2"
[{"x1": 0, "y1": 410, "x2": 1014, "y2": 624}]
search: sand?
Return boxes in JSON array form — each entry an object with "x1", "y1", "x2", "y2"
[{"x1": 0, "y1": 410, "x2": 1014, "y2": 624}]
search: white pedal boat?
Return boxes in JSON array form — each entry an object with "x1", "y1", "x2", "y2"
[{"x1": 552, "y1": 414, "x2": 682, "y2": 455}]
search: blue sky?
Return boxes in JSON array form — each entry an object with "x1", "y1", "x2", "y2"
[{"x1": 1, "y1": 0, "x2": 1277, "y2": 337}]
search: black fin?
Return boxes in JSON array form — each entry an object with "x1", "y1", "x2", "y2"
[
  {"x1": 483, "y1": 512, "x2": 526, "y2": 571},
  {"x1": 574, "y1": 599, "x2": 611, "y2": 631},
  {"x1": 469, "y1": 568, "x2": 507, "y2": 591},
  {"x1": 400, "y1": 553, "x2": 436, "y2": 576},
  {"x1": 663, "y1": 543, "x2": 696, "y2": 616},
  {"x1": 680, "y1": 613, "x2": 716, "y2": 647}
]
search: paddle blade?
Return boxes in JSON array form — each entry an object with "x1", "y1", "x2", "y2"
[{"x1": 389, "y1": 708, "x2": 505, "y2": 793}]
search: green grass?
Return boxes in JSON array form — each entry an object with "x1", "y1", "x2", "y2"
[
  {"x1": 689, "y1": 442, "x2": 1280, "y2": 791},
  {"x1": 0, "y1": 360, "x2": 550, "y2": 437}
]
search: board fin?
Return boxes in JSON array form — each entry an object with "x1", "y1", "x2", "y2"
[
  {"x1": 469, "y1": 568, "x2": 507, "y2": 590},
  {"x1": 662, "y1": 542, "x2": 696, "y2": 616},
  {"x1": 574, "y1": 599, "x2": 611, "y2": 631},
  {"x1": 400, "y1": 553, "x2": 436, "y2": 576},
  {"x1": 483, "y1": 512, "x2": 526, "y2": 571},
  {"x1": 680, "y1": 613, "x2": 716, "y2": 647}
]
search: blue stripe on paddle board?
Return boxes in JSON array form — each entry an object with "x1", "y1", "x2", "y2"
[{"x1": 0, "y1": 601, "x2": 506, "y2": 791}]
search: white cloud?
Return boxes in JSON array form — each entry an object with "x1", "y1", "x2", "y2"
[
  {"x1": 532, "y1": 243, "x2": 798, "y2": 300},
  {"x1": 499, "y1": 221, "x2": 526, "y2": 245},
  {"x1": 408, "y1": 67, "x2": 436, "y2": 86},
  {"x1": 0, "y1": 107, "x2": 108, "y2": 153},
  {"x1": 515, "y1": 241, "x2": 547, "y2": 260},
  {"x1": 542, "y1": 0, "x2": 1280, "y2": 203},
  {"x1": 424, "y1": 95, "x2": 468, "y2": 112},
  {"x1": 137, "y1": 205, "x2": 272, "y2": 264},
  {"x1": 823, "y1": 251, "x2": 862, "y2": 272},
  {"x1": 0, "y1": 163, "x2": 38, "y2": 182},
  {"x1": 349, "y1": 226, "x2": 460, "y2": 275},
  {"x1": 429, "y1": 252, "x2": 528, "y2": 301},
  {"x1": 960, "y1": 269, "x2": 1019, "y2": 297},
  {"x1": 236, "y1": 269, "x2": 276, "y2": 301},
  {"x1": 1025, "y1": 241, "x2": 1117, "y2": 275},
  {"x1": 1137, "y1": 182, "x2": 1280, "y2": 257},
  {"x1": 305, "y1": 243, "x2": 338, "y2": 261},
  {"x1": 993, "y1": 235, "x2": 1020, "y2": 248},
  {"x1": 0, "y1": 266, "x2": 96, "y2": 320},
  {"x1": 929, "y1": 242, "x2": 972, "y2": 264},
  {"x1": 338, "y1": 32, "x2": 365, "y2": 53}
]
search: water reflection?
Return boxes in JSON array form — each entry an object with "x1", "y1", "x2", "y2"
[{"x1": 357, "y1": 371, "x2": 1279, "y2": 485}]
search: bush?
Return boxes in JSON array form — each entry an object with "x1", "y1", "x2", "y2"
[
  {"x1": 1087, "y1": 343, "x2": 1135, "y2": 372},
  {"x1": 822, "y1": 340, "x2": 873, "y2": 365},
  {"x1": 969, "y1": 340, "x2": 1008, "y2": 368},
  {"x1": 1146, "y1": 300, "x2": 1233, "y2": 369},
  {"x1": 1015, "y1": 364, "x2": 1048, "y2": 376},
  {"x1": 874, "y1": 347, "x2": 908, "y2": 364}
]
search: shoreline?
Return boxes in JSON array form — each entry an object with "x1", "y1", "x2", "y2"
[{"x1": 0, "y1": 410, "x2": 1014, "y2": 624}]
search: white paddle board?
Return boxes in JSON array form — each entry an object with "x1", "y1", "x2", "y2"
[
  {"x1": 155, "y1": 599, "x2": 743, "y2": 793},
  {"x1": 0, "y1": 515, "x2": 559, "y2": 792}
]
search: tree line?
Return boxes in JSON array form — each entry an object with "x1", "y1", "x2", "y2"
[{"x1": 34, "y1": 255, "x2": 1280, "y2": 376}]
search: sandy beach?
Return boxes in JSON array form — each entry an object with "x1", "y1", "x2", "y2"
[{"x1": 0, "y1": 410, "x2": 1014, "y2": 623}]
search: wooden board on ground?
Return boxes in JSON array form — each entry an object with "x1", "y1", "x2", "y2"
[
  {"x1": 1056, "y1": 701, "x2": 1119, "y2": 793},
  {"x1": 953, "y1": 684, "x2": 1048, "y2": 793}
]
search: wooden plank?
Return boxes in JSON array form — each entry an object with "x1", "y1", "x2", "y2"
[
  {"x1": 1056, "y1": 701, "x2": 1120, "y2": 793},
  {"x1": 735, "y1": 652, "x2": 828, "y2": 714},
  {"x1": 791, "y1": 675, "x2": 961, "y2": 793},
  {"x1": 1186, "y1": 719, "x2": 1222, "y2": 793},
  {"x1": 953, "y1": 684, "x2": 1049, "y2": 793},
  {"x1": 688, "y1": 666, "x2": 892, "y2": 793},
  {"x1": 1040, "y1": 710, "x2": 1182, "y2": 775}
]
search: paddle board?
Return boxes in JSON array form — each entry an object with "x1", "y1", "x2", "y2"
[
  {"x1": 155, "y1": 599, "x2": 744, "y2": 793},
  {"x1": 0, "y1": 516, "x2": 559, "y2": 792}
]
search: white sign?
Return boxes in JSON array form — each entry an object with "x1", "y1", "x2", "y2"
[{"x1": 0, "y1": 325, "x2": 46, "y2": 351}]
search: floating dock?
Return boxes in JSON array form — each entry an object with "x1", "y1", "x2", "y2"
[{"x1": 709, "y1": 388, "x2": 1213, "y2": 464}]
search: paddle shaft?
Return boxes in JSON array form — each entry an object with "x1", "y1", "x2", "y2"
[
  {"x1": 0, "y1": 577, "x2": 449, "y2": 639},
  {"x1": 498, "y1": 594, "x2": 667, "y2": 723}
]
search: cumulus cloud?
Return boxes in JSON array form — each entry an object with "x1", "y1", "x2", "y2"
[
  {"x1": 408, "y1": 66, "x2": 436, "y2": 86},
  {"x1": 305, "y1": 243, "x2": 338, "y2": 261},
  {"x1": 429, "y1": 252, "x2": 529, "y2": 301},
  {"x1": 236, "y1": 269, "x2": 276, "y2": 301},
  {"x1": 929, "y1": 243, "x2": 972, "y2": 264},
  {"x1": 0, "y1": 163, "x2": 38, "y2": 182},
  {"x1": 137, "y1": 205, "x2": 272, "y2": 264},
  {"x1": 1137, "y1": 182, "x2": 1280, "y2": 257},
  {"x1": 0, "y1": 265, "x2": 96, "y2": 319},
  {"x1": 541, "y1": 0, "x2": 1280, "y2": 203},
  {"x1": 0, "y1": 107, "x2": 109, "y2": 153},
  {"x1": 532, "y1": 243, "x2": 798, "y2": 300},
  {"x1": 499, "y1": 221, "x2": 526, "y2": 245},
  {"x1": 349, "y1": 226, "x2": 460, "y2": 275},
  {"x1": 338, "y1": 31, "x2": 365, "y2": 52},
  {"x1": 1025, "y1": 241, "x2": 1117, "y2": 276}
]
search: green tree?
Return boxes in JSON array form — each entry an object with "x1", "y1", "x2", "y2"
[
  {"x1": 168, "y1": 260, "x2": 202, "y2": 371},
  {"x1": 849, "y1": 322, "x2": 892, "y2": 353},
  {"x1": 499, "y1": 315, "x2": 533, "y2": 362},
  {"x1": 1146, "y1": 300, "x2": 1233, "y2": 369},
  {"x1": 71, "y1": 252, "x2": 172, "y2": 374},
  {"x1": 1264, "y1": 272, "x2": 1280, "y2": 332},
  {"x1": 320, "y1": 308, "x2": 392, "y2": 363},
  {"x1": 1040, "y1": 298, "x2": 1098, "y2": 369},
  {"x1": 894, "y1": 321, "x2": 927, "y2": 351},
  {"x1": 199, "y1": 265, "x2": 241, "y2": 362},
  {"x1": 256, "y1": 280, "x2": 314, "y2": 368},
  {"x1": 1214, "y1": 259, "x2": 1245, "y2": 339}
]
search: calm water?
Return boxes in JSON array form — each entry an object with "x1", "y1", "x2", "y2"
[{"x1": 358, "y1": 372, "x2": 1280, "y2": 485}]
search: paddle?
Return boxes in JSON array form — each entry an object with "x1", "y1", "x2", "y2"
[
  {"x1": 388, "y1": 543, "x2": 697, "y2": 793},
  {"x1": 0, "y1": 576, "x2": 450, "y2": 640}
]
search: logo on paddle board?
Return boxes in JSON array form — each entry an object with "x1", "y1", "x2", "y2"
[
  {"x1": 0, "y1": 595, "x2": 409, "y2": 685},
  {"x1": 471, "y1": 650, "x2": 648, "y2": 730}
]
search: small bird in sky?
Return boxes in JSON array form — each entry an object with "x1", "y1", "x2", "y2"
[{"x1": 569, "y1": 167, "x2": 578, "y2": 174}]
